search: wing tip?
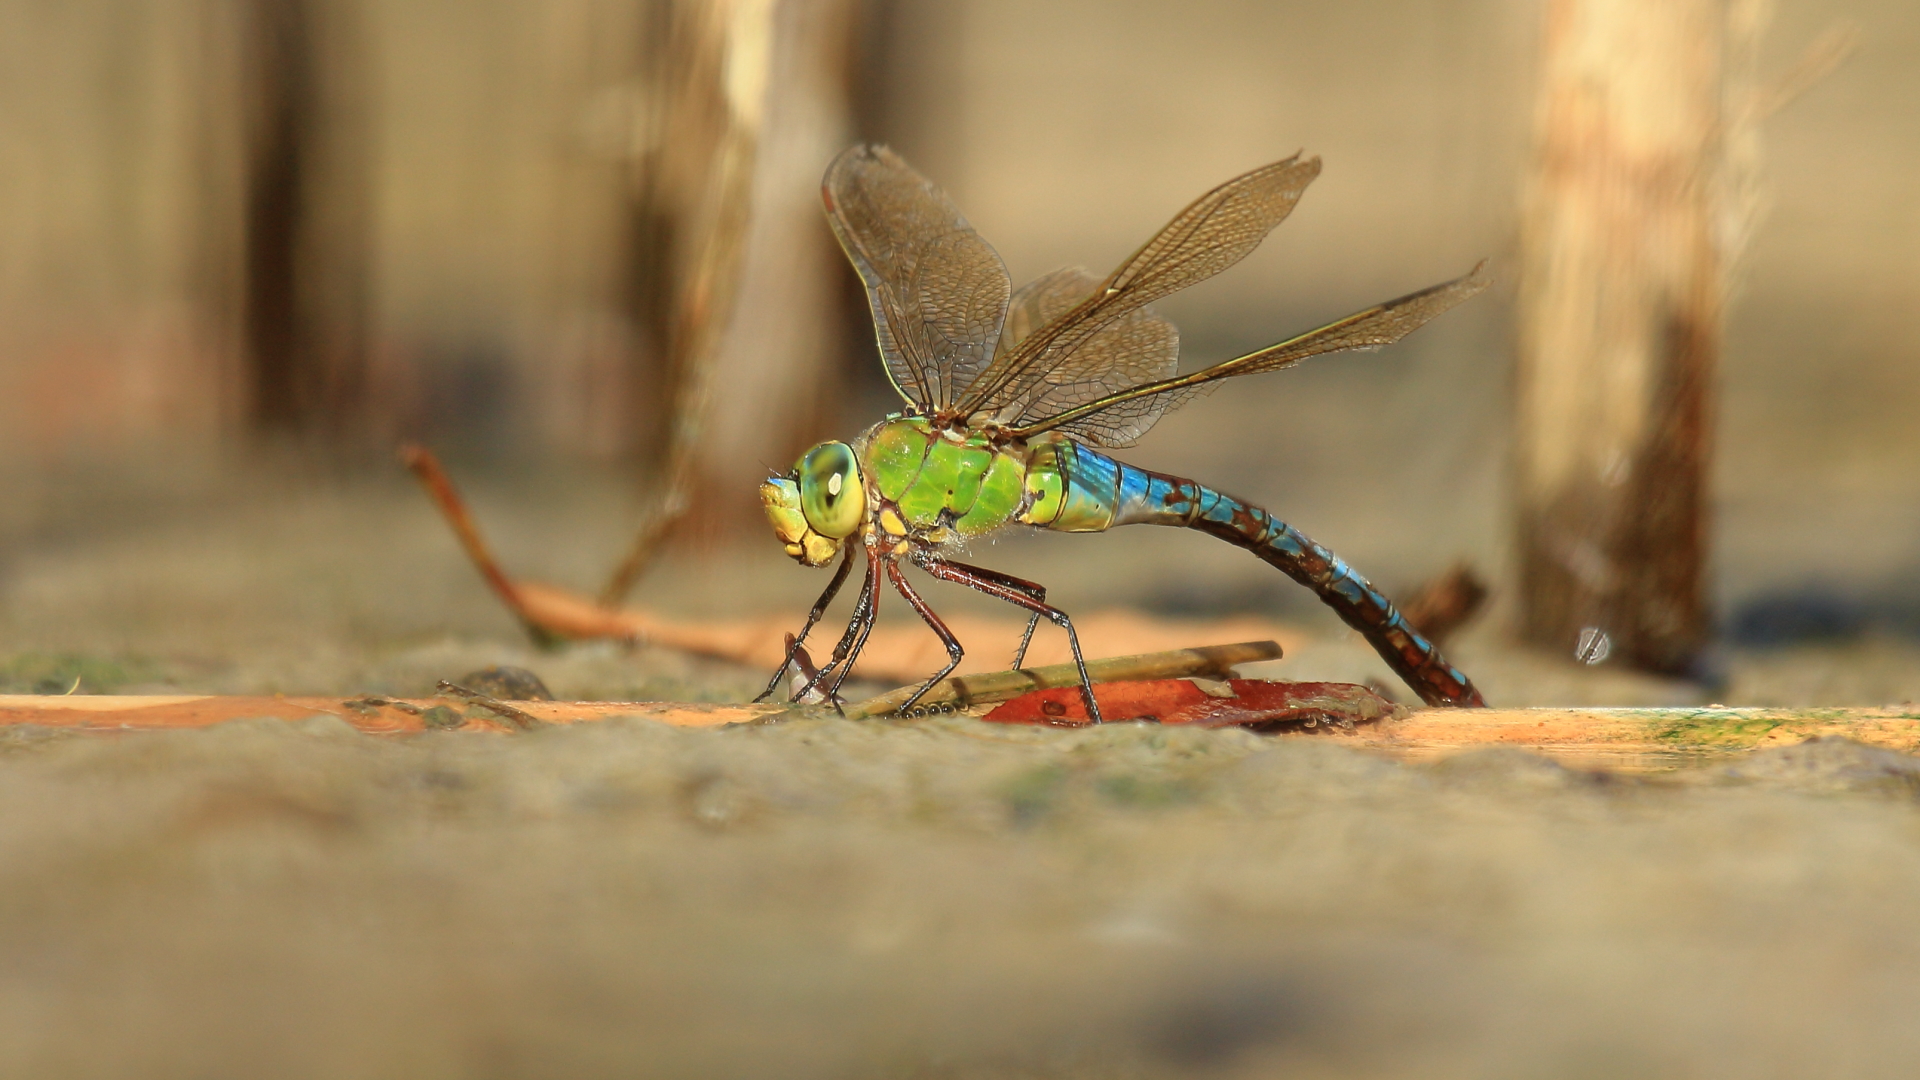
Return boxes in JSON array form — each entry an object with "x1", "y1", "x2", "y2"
[
  {"x1": 1262, "y1": 149, "x2": 1323, "y2": 177},
  {"x1": 824, "y1": 142, "x2": 894, "y2": 181},
  {"x1": 1395, "y1": 259, "x2": 1493, "y2": 310},
  {"x1": 823, "y1": 143, "x2": 908, "y2": 212}
]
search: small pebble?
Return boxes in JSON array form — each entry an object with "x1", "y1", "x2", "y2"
[{"x1": 455, "y1": 666, "x2": 555, "y2": 701}]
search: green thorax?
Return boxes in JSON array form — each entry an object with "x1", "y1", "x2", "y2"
[
  {"x1": 861, "y1": 416, "x2": 1065, "y2": 537},
  {"x1": 857, "y1": 415, "x2": 1121, "y2": 539}
]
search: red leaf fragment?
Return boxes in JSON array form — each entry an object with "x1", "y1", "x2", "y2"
[{"x1": 980, "y1": 679, "x2": 1402, "y2": 731}]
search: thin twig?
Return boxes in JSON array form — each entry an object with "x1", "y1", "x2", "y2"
[
  {"x1": 599, "y1": 495, "x2": 689, "y2": 607},
  {"x1": 345, "y1": 696, "x2": 425, "y2": 716},
  {"x1": 1753, "y1": 22, "x2": 1860, "y2": 119},
  {"x1": 436, "y1": 680, "x2": 549, "y2": 732},
  {"x1": 398, "y1": 444, "x2": 535, "y2": 631},
  {"x1": 401, "y1": 442, "x2": 657, "y2": 645}
]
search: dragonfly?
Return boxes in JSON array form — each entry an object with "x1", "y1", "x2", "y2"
[{"x1": 758, "y1": 145, "x2": 1489, "y2": 721}]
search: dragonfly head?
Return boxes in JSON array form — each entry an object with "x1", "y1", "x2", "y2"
[{"x1": 761, "y1": 440, "x2": 866, "y2": 567}]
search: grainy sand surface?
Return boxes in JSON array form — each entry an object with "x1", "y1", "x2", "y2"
[{"x1": 8, "y1": 716, "x2": 1920, "y2": 1078}]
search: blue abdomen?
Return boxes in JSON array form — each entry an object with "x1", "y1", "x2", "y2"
[{"x1": 1044, "y1": 441, "x2": 1484, "y2": 708}]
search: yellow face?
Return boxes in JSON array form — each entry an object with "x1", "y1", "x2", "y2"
[{"x1": 761, "y1": 441, "x2": 866, "y2": 567}]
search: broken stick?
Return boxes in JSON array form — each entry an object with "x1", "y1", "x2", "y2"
[{"x1": 842, "y1": 640, "x2": 1283, "y2": 720}]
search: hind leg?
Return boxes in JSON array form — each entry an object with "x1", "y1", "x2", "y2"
[{"x1": 912, "y1": 553, "x2": 1103, "y2": 724}]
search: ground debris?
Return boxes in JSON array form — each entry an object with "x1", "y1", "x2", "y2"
[{"x1": 983, "y1": 678, "x2": 1403, "y2": 732}]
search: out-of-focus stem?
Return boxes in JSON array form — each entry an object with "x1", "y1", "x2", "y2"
[{"x1": 601, "y1": 0, "x2": 778, "y2": 607}]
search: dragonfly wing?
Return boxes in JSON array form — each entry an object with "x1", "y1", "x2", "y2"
[
  {"x1": 1049, "y1": 376, "x2": 1205, "y2": 448},
  {"x1": 998, "y1": 267, "x2": 1096, "y2": 355},
  {"x1": 991, "y1": 268, "x2": 1181, "y2": 447},
  {"x1": 1010, "y1": 262, "x2": 1491, "y2": 440},
  {"x1": 957, "y1": 153, "x2": 1321, "y2": 421},
  {"x1": 1095, "y1": 152, "x2": 1324, "y2": 310},
  {"x1": 823, "y1": 145, "x2": 1011, "y2": 411}
]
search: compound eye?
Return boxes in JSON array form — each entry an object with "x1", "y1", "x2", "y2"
[{"x1": 798, "y1": 441, "x2": 864, "y2": 538}]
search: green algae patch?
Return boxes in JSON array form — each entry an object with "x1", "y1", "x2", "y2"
[
  {"x1": 998, "y1": 762, "x2": 1070, "y2": 826},
  {"x1": 1095, "y1": 770, "x2": 1202, "y2": 810},
  {"x1": 1647, "y1": 707, "x2": 1920, "y2": 752},
  {"x1": 1649, "y1": 708, "x2": 1792, "y2": 748},
  {"x1": 0, "y1": 653, "x2": 159, "y2": 695}
]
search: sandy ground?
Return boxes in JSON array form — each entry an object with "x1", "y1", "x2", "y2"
[
  {"x1": 9, "y1": 716, "x2": 1920, "y2": 1078},
  {"x1": 2, "y1": 464, "x2": 1920, "y2": 1077}
]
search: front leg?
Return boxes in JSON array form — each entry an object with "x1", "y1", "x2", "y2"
[
  {"x1": 754, "y1": 545, "x2": 857, "y2": 703},
  {"x1": 794, "y1": 549, "x2": 880, "y2": 704},
  {"x1": 913, "y1": 553, "x2": 1104, "y2": 724},
  {"x1": 820, "y1": 553, "x2": 887, "y2": 707}
]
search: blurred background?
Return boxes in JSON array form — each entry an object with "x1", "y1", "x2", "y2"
[{"x1": 0, "y1": 0, "x2": 1915, "y2": 699}]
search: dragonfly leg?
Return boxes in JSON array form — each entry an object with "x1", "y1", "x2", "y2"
[
  {"x1": 913, "y1": 554, "x2": 1104, "y2": 724},
  {"x1": 884, "y1": 560, "x2": 964, "y2": 715},
  {"x1": 934, "y1": 559, "x2": 1047, "y2": 669},
  {"x1": 754, "y1": 545, "x2": 857, "y2": 703},
  {"x1": 793, "y1": 549, "x2": 879, "y2": 705},
  {"x1": 820, "y1": 554, "x2": 887, "y2": 708}
]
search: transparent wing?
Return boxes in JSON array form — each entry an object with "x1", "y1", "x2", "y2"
[
  {"x1": 822, "y1": 145, "x2": 1011, "y2": 411},
  {"x1": 1012, "y1": 263, "x2": 1491, "y2": 440},
  {"x1": 997, "y1": 267, "x2": 1094, "y2": 355},
  {"x1": 990, "y1": 268, "x2": 1181, "y2": 448},
  {"x1": 1052, "y1": 379, "x2": 1214, "y2": 448},
  {"x1": 957, "y1": 153, "x2": 1322, "y2": 421}
]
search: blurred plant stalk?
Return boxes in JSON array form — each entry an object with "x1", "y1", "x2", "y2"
[
  {"x1": 1514, "y1": 0, "x2": 1734, "y2": 677},
  {"x1": 1516, "y1": 0, "x2": 1855, "y2": 676},
  {"x1": 597, "y1": 0, "x2": 774, "y2": 603},
  {"x1": 1515, "y1": 0, "x2": 1814, "y2": 676},
  {"x1": 240, "y1": 0, "x2": 370, "y2": 442},
  {"x1": 599, "y1": 0, "x2": 857, "y2": 603}
]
